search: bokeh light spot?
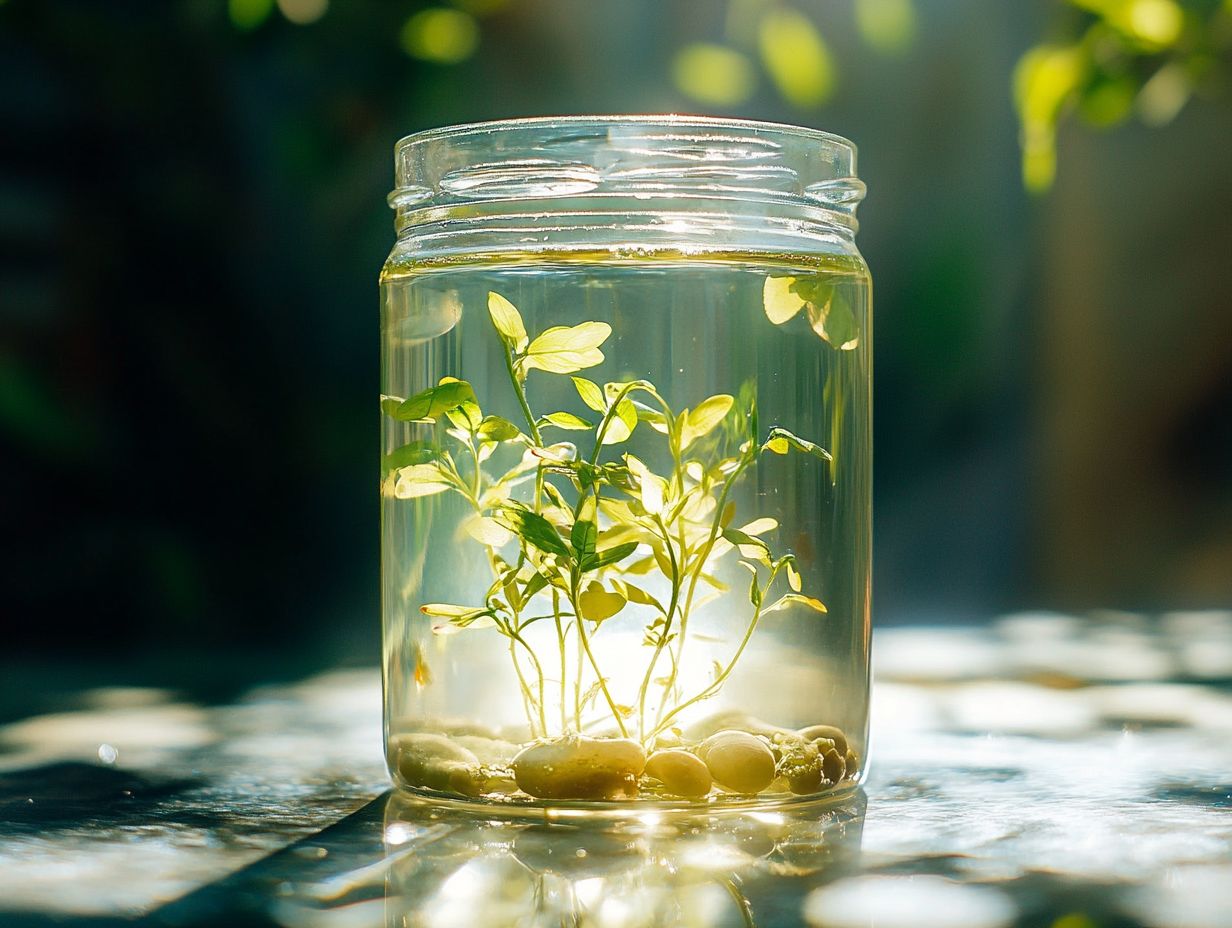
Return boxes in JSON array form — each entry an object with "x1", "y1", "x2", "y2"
[
  {"x1": 401, "y1": 9, "x2": 480, "y2": 64},
  {"x1": 854, "y1": 0, "x2": 917, "y2": 53},
  {"x1": 1121, "y1": 0, "x2": 1183, "y2": 48},
  {"x1": 671, "y1": 43, "x2": 757, "y2": 106},
  {"x1": 758, "y1": 7, "x2": 834, "y2": 107},
  {"x1": 228, "y1": 0, "x2": 273, "y2": 30},
  {"x1": 277, "y1": 0, "x2": 328, "y2": 26}
]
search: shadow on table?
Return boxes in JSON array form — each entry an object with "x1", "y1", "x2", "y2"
[
  {"x1": 152, "y1": 790, "x2": 867, "y2": 928},
  {"x1": 0, "y1": 762, "x2": 205, "y2": 834}
]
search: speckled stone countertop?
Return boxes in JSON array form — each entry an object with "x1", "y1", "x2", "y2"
[{"x1": 3, "y1": 611, "x2": 1230, "y2": 927}]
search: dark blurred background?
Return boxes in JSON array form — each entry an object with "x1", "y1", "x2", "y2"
[{"x1": 2, "y1": 0, "x2": 1230, "y2": 691}]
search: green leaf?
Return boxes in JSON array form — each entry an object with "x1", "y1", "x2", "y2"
[
  {"x1": 578, "y1": 580, "x2": 626, "y2": 623},
  {"x1": 522, "y1": 570, "x2": 550, "y2": 601},
  {"x1": 722, "y1": 527, "x2": 770, "y2": 552},
  {"x1": 599, "y1": 398, "x2": 638, "y2": 445},
  {"x1": 625, "y1": 454, "x2": 667, "y2": 515},
  {"x1": 636, "y1": 404, "x2": 670, "y2": 434},
  {"x1": 381, "y1": 396, "x2": 405, "y2": 418},
  {"x1": 806, "y1": 290, "x2": 860, "y2": 350},
  {"x1": 445, "y1": 400, "x2": 483, "y2": 431},
  {"x1": 682, "y1": 394, "x2": 734, "y2": 449},
  {"x1": 419, "y1": 603, "x2": 497, "y2": 632},
  {"x1": 395, "y1": 380, "x2": 477, "y2": 422},
  {"x1": 765, "y1": 593, "x2": 827, "y2": 615},
  {"x1": 392, "y1": 462, "x2": 455, "y2": 498},
  {"x1": 571, "y1": 519, "x2": 597, "y2": 562},
  {"x1": 612, "y1": 579, "x2": 664, "y2": 612},
  {"x1": 522, "y1": 322, "x2": 612, "y2": 374},
  {"x1": 763, "y1": 276, "x2": 807, "y2": 325},
  {"x1": 582, "y1": 541, "x2": 639, "y2": 572},
  {"x1": 493, "y1": 506, "x2": 571, "y2": 558},
  {"x1": 786, "y1": 560, "x2": 802, "y2": 592},
  {"x1": 742, "y1": 562, "x2": 762, "y2": 608},
  {"x1": 381, "y1": 441, "x2": 438, "y2": 474},
  {"x1": 461, "y1": 515, "x2": 513, "y2": 547},
  {"x1": 572, "y1": 376, "x2": 607, "y2": 412},
  {"x1": 488, "y1": 291, "x2": 528, "y2": 352},
  {"x1": 476, "y1": 415, "x2": 521, "y2": 442},
  {"x1": 762, "y1": 427, "x2": 833, "y2": 462},
  {"x1": 420, "y1": 602, "x2": 489, "y2": 620},
  {"x1": 541, "y1": 411, "x2": 593, "y2": 431}
]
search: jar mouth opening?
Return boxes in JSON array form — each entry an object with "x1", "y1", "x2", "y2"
[{"x1": 390, "y1": 115, "x2": 864, "y2": 225}]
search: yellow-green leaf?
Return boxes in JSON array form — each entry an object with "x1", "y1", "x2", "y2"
[
  {"x1": 764, "y1": 276, "x2": 807, "y2": 325},
  {"x1": 599, "y1": 398, "x2": 638, "y2": 445},
  {"x1": 626, "y1": 454, "x2": 667, "y2": 515},
  {"x1": 806, "y1": 292, "x2": 860, "y2": 350},
  {"x1": 488, "y1": 292, "x2": 528, "y2": 352},
  {"x1": 461, "y1": 515, "x2": 513, "y2": 547},
  {"x1": 578, "y1": 580, "x2": 626, "y2": 623},
  {"x1": 765, "y1": 593, "x2": 827, "y2": 615},
  {"x1": 523, "y1": 322, "x2": 612, "y2": 374},
  {"x1": 572, "y1": 376, "x2": 607, "y2": 412},
  {"x1": 542, "y1": 411, "x2": 593, "y2": 430},
  {"x1": 740, "y1": 517, "x2": 779, "y2": 536},
  {"x1": 682, "y1": 394, "x2": 734, "y2": 449},
  {"x1": 393, "y1": 463, "x2": 454, "y2": 498}
]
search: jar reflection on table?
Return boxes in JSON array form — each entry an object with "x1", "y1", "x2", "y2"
[{"x1": 381, "y1": 789, "x2": 867, "y2": 928}]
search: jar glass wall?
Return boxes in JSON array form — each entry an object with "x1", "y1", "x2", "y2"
[{"x1": 380, "y1": 116, "x2": 871, "y2": 810}]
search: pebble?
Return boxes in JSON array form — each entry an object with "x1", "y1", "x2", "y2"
[
  {"x1": 644, "y1": 749, "x2": 713, "y2": 798},
  {"x1": 686, "y1": 711, "x2": 795, "y2": 741},
  {"x1": 699, "y1": 730, "x2": 776, "y2": 794},
  {"x1": 392, "y1": 733, "x2": 483, "y2": 796},
  {"x1": 797, "y1": 724, "x2": 849, "y2": 757},
  {"x1": 512, "y1": 735, "x2": 646, "y2": 800}
]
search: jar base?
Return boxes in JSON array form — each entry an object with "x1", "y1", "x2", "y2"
[{"x1": 386, "y1": 776, "x2": 866, "y2": 822}]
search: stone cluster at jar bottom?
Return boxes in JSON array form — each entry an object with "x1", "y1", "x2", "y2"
[{"x1": 388, "y1": 711, "x2": 860, "y2": 802}]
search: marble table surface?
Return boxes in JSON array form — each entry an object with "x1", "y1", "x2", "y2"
[{"x1": 2, "y1": 610, "x2": 1231, "y2": 927}]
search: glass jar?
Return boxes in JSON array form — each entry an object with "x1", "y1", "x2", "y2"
[{"x1": 380, "y1": 116, "x2": 871, "y2": 811}]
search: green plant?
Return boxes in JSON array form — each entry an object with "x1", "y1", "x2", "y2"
[{"x1": 381, "y1": 290, "x2": 830, "y2": 748}]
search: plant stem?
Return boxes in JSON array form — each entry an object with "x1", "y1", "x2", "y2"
[
  {"x1": 635, "y1": 515, "x2": 681, "y2": 742},
  {"x1": 507, "y1": 634, "x2": 540, "y2": 737},
  {"x1": 569, "y1": 582, "x2": 629, "y2": 738},
  {"x1": 656, "y1": 452, "x2": 753, "y2": 725},
  {"x1": 502, "y1": 344, "x2": 542, "y2": 445},
  {"x1": 649, "y1": 566, "x2": 779, "y2": 740},
  {"x1": 510, "y1": 628, "x2": 548, "y2": 736},
  {"x1": 552, "y1": 588, "x2": 567, "y2": 734}
]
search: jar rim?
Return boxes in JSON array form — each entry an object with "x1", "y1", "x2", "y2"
[
  {"x1": 394, "y1": 114, "x2": 858, "y2": 156},
  {"x1": 389, "y1": 115, "x2": 865, "y2": 229}
]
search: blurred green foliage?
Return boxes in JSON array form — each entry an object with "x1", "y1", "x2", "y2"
[
  {"x1": 211, "y1": 0, "x2": 1230, "y2": 192},
  {"x1": 1015, "y1": 0, "x2": 1232, "y2": 190}
]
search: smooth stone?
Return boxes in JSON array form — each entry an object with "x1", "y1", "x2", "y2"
[
  {"x1": 512, "y1": 735, "x2": 646, "y2": 800},
  {"x1": 644, "y1": 750, "x2": 713, "y2": 798},
  {"x1": 454, "y1": 735, "x2": 520, "y2": 765},
  {"x1": 392, "y1": 733, "x2": 483, "y2": 796},
  {"x1": 699, "y1": 730, "x2": 776, "y2": 794},
  {"x1": 797, "y1": 724, "x2": 849, "y2": 757},
  {"x1": 685, "y1": 711, "x2": 795, "y2": 741}
]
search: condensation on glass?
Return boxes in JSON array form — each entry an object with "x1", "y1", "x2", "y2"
[{"x1": 380, "y1": 116, "x2": 871, "y2": 812}]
